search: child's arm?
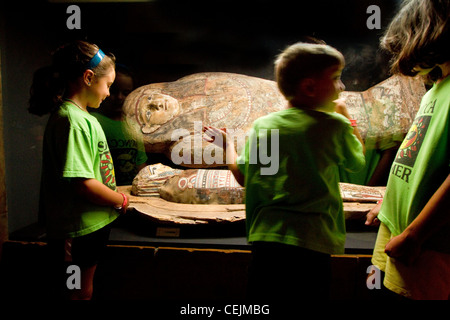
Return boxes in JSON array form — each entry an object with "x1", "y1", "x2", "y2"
[
  {"x1": 384, "y1": 174, "x2": 450, "y2": 265},
  {"x1": 72, "y1": 178, "x2": 129, "y2": 214},
  {"x1": 366, "y1": 145, "x2": 399, "y2": 186},
  {"x1": 203, "y1": 126, "x2": 245, "y2": 186},
  {"x1": 334, "y1": 99, "x2": 366, "y2": 154}
]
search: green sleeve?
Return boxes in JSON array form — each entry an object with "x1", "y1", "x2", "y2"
[
  {"x1": 236, "y1": 127, "x2": 254, "y2": 175},
  {"x1": 136, "y1": 137, "x2": 148, "y2": 165},
  {"x1": 339, "y1": 120, "x2": 366, "y2": 173},
  {"x1": 62, "y1": 126, "x2": 96, "y2": 179}
]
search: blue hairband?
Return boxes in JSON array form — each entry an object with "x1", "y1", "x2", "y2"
[{"x1": 86, "y1": 49, "x2": 105, "y2": 69}]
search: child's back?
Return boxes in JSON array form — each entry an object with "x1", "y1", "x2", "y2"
[
  {"x1": 205, "y1": 42, "x2": 366, "y2": 300},
  {"x1": 239, "y1": 103, "x2": 365, "y2": 254}
]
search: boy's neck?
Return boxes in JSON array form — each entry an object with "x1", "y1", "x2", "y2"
[
  {"x1": 288, "y1": 100, "x2": 333, "y2": 113},
  {"x1": 288, "y1": 99, "x2": 314, "y2": 110}
]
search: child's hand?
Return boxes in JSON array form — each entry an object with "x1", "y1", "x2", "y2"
[
  {"x1": 202, "y1": 126, "x2": 228, "y2": 149},
  {"x1": 365, "y1": 200, "x2": 382, "y2": 226},
  {"x1": 334, "y1": 99, "x2": 351, "y2": 118},
  {"x1": 384, "y1": 231, "x2": 421, "y2": 266}
]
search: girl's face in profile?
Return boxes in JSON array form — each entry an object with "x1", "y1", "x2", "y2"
[{"x1": 87, "y1": 66, "x2": 116, "y2": 109}]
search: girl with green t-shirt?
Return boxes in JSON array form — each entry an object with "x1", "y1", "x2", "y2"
[
  {"x1": 29, "y1": 41, "x2": 129, "y2": 300},
  {"x1": 366, "y1": 0, "x2": 450, "y2": 300}
]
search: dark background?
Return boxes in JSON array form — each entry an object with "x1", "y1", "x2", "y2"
[
  {"x1": 4, "y1": 0, "x2": 398, "y2": 87},
  {"x1": 1, "y1": 0, "x2": 400, "y2": 233}
]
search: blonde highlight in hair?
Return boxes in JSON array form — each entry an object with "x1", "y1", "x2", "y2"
[{"x1": 381, "y1": 0, "x2": 450, "y2": 79}]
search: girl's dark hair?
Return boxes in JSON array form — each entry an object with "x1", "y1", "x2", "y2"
[
  {"x1": 29, "y1": 41, "x2": 115, "y2": 116},
  {"x1": 381, "y1": 0, "x2": 450, "y2": 81}
]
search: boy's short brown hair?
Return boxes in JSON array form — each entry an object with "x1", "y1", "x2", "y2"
[{"x1": 275, "y1": 43, "x2": 344, "y2": 100}]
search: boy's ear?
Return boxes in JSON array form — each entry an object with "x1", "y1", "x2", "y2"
[
  {"x1": 298, "y1": 78, "x2": 316, "y2": 97},
  {"x1": 83, "y1": 69, "x2": 95, "y2": 86}
]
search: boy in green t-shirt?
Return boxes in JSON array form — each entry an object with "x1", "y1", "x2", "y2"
[{"x1": 204, "y1": 42, "x2": 365, "y2": 300}]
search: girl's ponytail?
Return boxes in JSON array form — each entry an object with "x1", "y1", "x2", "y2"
[
  {"x1": 28, "y1": 41, "x2": 115, "y2": 116},
  {"x1": 28, "y1": 65, "x2": 65, "y2": 116}
]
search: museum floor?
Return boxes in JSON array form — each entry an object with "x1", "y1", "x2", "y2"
[{"x1": 1, "y1": 213, "x2": 378, "y2": 301}]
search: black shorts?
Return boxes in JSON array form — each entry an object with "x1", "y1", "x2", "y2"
[{"x1": 47, "y1": 225, "x2": 111, "y2": 268}]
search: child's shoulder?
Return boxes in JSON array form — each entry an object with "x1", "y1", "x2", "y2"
[
  {"x1": 325, "y1": 110, "x2": 351, "y2": 124},
  {"x1": 90, "y1": 111, "x2": 116, "y2": 125},
  {"x1": 253, "y1": 107, "x2": 350, "y2": 129},
  {"x1": 59, "y1": 102, "x2": 102, "y2": 129},
  {"x1": 247, "y1": 108, "x2": 280, "y2": 124}
]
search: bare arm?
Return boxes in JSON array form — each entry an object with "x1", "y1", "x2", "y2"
[
  {"x1": 203, "y1": 126, "x2": 245, "y2": 186},
  {"x1": 72, "y1": 178, "x2": 129, "y2": 214},
  {"x1": 334, "y1": 99, "x2": 366, "y2": 154},
  {"x1": 367, "y1": 146, "x2": 399, "y2": 186},
  {"x1": 384, "y1": 174, "x2": 450, "y2": 264},
  {"x1": 224, "y1": 146, "x2": 245, "y2": 187}
]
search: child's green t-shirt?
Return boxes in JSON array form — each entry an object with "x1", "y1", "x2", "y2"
[
  {"x1": 91, "y1": 112, "x2": 148, "y2": 185},
  {"x1": 378, "y1": 76, "x2": 450, "y2": 253},
  {"x1": 237, "y1": 107, "x2": 365, "y2": 254},
  {"x1": 40, "y1": 102, "x2": 119, "y2": 238},
  {"x1": 338, "y1": 135, "x2": 402, "y2": 186}
]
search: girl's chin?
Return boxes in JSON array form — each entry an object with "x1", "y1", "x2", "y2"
[{"x1": 89, "y1": 103, "x2": 101, "y2": 109}]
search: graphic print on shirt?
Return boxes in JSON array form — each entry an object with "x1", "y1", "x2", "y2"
[
  {"x1": 107, "y1": 138, "x2": 140, "y2": 185},
  {"x1": 110, "y1": 148, "x2": 138, "y2": 184},
  {"x1": 98, "y1": 140, "x2": 116, "y2": 190},
  {"x1": 395, "y1": 115, "x2": 431, "y2": 167},
  {"x1": 391, "y1": 99, "x2": 435, "y2": 183}
]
